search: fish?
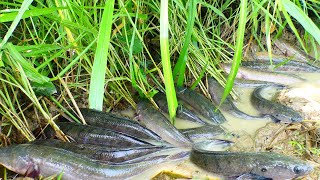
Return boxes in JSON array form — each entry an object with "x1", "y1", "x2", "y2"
[
  {"x1": 0, "y1": 144, "x2": 170, "y2": 180},
  {"x1": 251, "y1": 85, "x2": 303, "y2": 122},
  {"x1": 180, "y1": 125, "x2": 226, "y2": 142},
  {"x1": 208, "y1": 78, "x2": 269, "y2": 120},
  {"x1": 31, "y1": 139, "x2": 166, "y2": 163},
  {"x1": 74, "y1": 108, "x2": 161, "y2": 141},
  {"x1": 241, "y1": 59, "x2": 320, "y2": 73},
  {"x1": 136, "y1": 100, "x2": 192, "y2": 148},
  {"x1": 56, "y1": 122, "x2": 152, "y2": 147},
  {"x1": 273, "y1": 39, "x2": 317, "y2": 63},
  {"x1": 222, "y1": 63, "x2": 305, "y2": 85},
  {"x1": 176, "y1": 87, "x2": 226, "y2": 124},
  {"x1": 192, "y1": 139, "x2": 234, "y2": 151},
  {"x1": 153, "y1": 92, "x2": 208, "y2": 125},
  {"x1": 190, "y1": 148, "x2": 313, "y2": 180}
]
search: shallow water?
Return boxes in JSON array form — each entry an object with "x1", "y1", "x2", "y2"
[{"x1": 122, "y1": 73, "x2": 320, "y2": 179}]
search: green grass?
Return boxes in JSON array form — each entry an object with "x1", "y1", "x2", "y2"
[{"x1": 0, "y1": 0, "x2": 319, "y2": 143}]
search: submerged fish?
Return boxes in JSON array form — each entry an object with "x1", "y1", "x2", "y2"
[
  {"x1": 0, "y1": 144, "x2": 169, "y2": 180},
  {"x1": 208, "y1": 78, "x2": 268, "y2": 120},
  {"x1": 75, "y1": 108, "x2": 161, "y2": 141},
  {"x1": 153, "y1": 92, "x2": 207, "y2": 125},
  {"x1": 31, "y1": 139, "x2": 166, "y2": 163},
  {"x1": 136, "y1": 100, "x2": 192, "y2": 148},
  {"x1": 57, "y1": 122, "x2": 151, "y2": 147},
  {"x1": 180, "y1": 125, "x2": 226, "y2": 142},
  {"x1": 176, "y1": 87, "x2": 226, "y2": 124},
  {"x1": 190, "y1": 148, "x2": 313, "y2": 180},
  {"x1": 222, "y1": 63, "x2": 305, "y2": 85},
  {"x1": 251, "y1": 85, "x2": 303, "y2": 122}
]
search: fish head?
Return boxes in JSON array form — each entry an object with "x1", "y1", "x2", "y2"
[
  {"x1": 273, "y1": 108, "x2": 303, "y2": 123},
  {"x1": 0, "y1": 145, "x2": 40, "y2": 178},
  {"x1": 250, "y1": 153, "x2": 313, "y2": 179}
]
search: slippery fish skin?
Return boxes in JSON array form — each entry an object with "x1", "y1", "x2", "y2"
[
  {"x1": 251, "y1": 85, "x2": 303, "y2": 123},
  {"x1": 76, "y1": 108, "x2": 161, "y2": 141},
  {"x1": 176, "y1": 87, "x2": 226, "y2": 124},
  {"x1": 180, "y1": 125, "x2": 225, "y2": 142},
  {"x1": 31, "y1": 139, "x2": 165, "y2": 163},
  {"x1": 0, "y1": 144, "x2": 166, "y2": 180},
  {"x1": 190, "y1": 148, "x2": 313, "y2": 180},
  {"x1": 136, "y1": 100, "x2": 192, "y2": 148},
  {"x1": 208, "y1": 78, "x2": 268, "y2": 120},
  {"x1": 241, "y1": 60, "x2": 320, "y2": 73},
  {"x1": 222, "y1": 63, "x2": 305, "y2": 85},
  {"x1": 153, "y1": 92, "x2": 207, "y2": 125},
  {"x1": 57, "y1": 122, "x2": 151, "y2": 147}
]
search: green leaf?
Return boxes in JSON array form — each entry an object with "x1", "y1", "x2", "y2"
[
  {"x1": 282, "y1": 0, "x2": 320, "y2": 45},
  {"x1": 89, "y1": 0, "x2": 115, "y2": 111},
  {"x1": 0, "y1": 7, "x2": 67, "y2": 23},
  {"x1": 0, "y1": 0, "x2": 33, "y2": 49},
  {"x1": 160, "y1": 0, "x2": 178, "y2": 123},
  {"x1": 220, "y1": 0, "x2": 247, "y2": 106},
  {"x1": 6, "y1": 43, "x2": 50, "y2": 84},
  {"x1": 173, "y1": 0, "x2": 197, "y2": 87},
  {"x1": 31, "y1": 81, "x2": 57, "y2": 97}
]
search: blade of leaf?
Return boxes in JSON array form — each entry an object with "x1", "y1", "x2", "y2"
[
  {"x1": 88, "y1": 0, "x2": 115, "y2": 111},
  {"x1": 220, "y1": 0, "x2": 247, "y2": 106}
]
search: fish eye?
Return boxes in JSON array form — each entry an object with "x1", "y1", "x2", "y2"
[
  {"x1": 293, "y1": 166, "x2": 303, "y2": 174},
  {"x1": 261, "y1": 167, "x2": 267, "y2": 172}
]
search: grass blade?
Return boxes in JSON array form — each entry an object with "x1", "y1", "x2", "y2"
[
  {"x1": 160, "y1": 0, "x2": 178, "y2": 123},
  {"x1": 282, "y1": 0, "x2": 320, "y2": 44},
  {"x1": 220, "y1": 0, "x2": 247, "y2": 106},
  {"x1": 88, "y1": 0, "x2": 115, "y2": 111},
  {"x1": 173, "y1": 0, "x2": 197, "y2": 87},
  {"x1": 0, "y1": 0, "x2": 33, "y2": 49}
]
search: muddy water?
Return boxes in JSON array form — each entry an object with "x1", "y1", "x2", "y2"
[{"x1": 122, "y1": 73, "x2": 320, "y2": 179}]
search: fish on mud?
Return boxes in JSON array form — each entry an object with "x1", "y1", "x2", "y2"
[
  {"x1": 153, "y1": 92, "x2": 208, "y2": 125},
  {"x1": 241, "y1": 59, "x2": 320, "y2": 73},
  {"x1": 273, "y1": 39, "x2": 317, "y2": 64},
  {"x1": 136, "y1": 100, "x2": 192, "y2": 148},
  {"x1": 56, "y1": 122, "x2": 152, "y2": 147},
  {"x1": 176, "y1": 87, "x2": 226, "y2": 124},
  {"x1": 74, "y1": 108, "x2": 161, "y2": 141},
  {"x1": 190, "y1": 148, "x2": 313, "y2": 180},
  {"x1": 222, "y1": 63, "x2": 305, "y2": 85},
  {"x1": 208, "y1": 78, "x2": 269, "y2": 120},
  {"x1": 31, "y1": 139, "x2": 166, "y2": 163},
  {"x1": 180, "y1": 125, "x2": 226, "y2": 142},
  {"x1": 251, "y1": 85, "x2": 303, "y2": 123},
  {"x1": 0, "y1": 144, "x2": 174, "y2": 180}
]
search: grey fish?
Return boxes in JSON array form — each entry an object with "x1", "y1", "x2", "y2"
[
  {"x1": 190, "y1": 148, "x2": 313, "y2": 180},
  {"x1": 75, "y1": 108, "x2": 161, "y2": 141},
  {"x1": 208, "y1": 78, "x2": 269, "y2": 120},
  {"x1": 192, "y1": 139, "x2": 234, "y2": 151},
  {"x1": 136, "y1": 100, "x2": 192, "y2": 148},
  {"x1": 222, "y1": 63, "x2": 305, "y2": 85},
  {"x1": 241, "y1": 60, "x2": 320, "y2": 73},
  {"x1": 176, "y1": 87, "x2": 226, "y2": 124},
  {"x1": 273, "y1": 39, "x2": 317, "y2": 63},
  {"x1": 0, "y1": 144, "x2": 169, "y2": 180},
  {"x1": 180, "y1": 125, "x2": 226, "y2": 142},
  {"x1": 57, "y1": 122, "x2": 151, "y2": 147},
  {"x1": 31, "y1": 139, "x2": 166, "y2": 163},
  {"x1": 153, "y1": 92, "x2": 208, "y2": 125},
  {"x1": 251, "y1": 85, "x2": 303, "y2": 122}
]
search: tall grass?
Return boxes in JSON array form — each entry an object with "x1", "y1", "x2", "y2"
[{"x1": 0, "y1": 0, "x2": 319, "y2": 143}]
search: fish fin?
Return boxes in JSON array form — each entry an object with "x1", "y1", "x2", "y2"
[
  {"x1": 269, "y1": 116, "x2": 281, "y2": 123},
  {"x1": 24, "y1": 159, "x2": 40, "y2": 178},
  {"x1": 234, "y1": 173, "x2": 272, "y2": 180}
]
